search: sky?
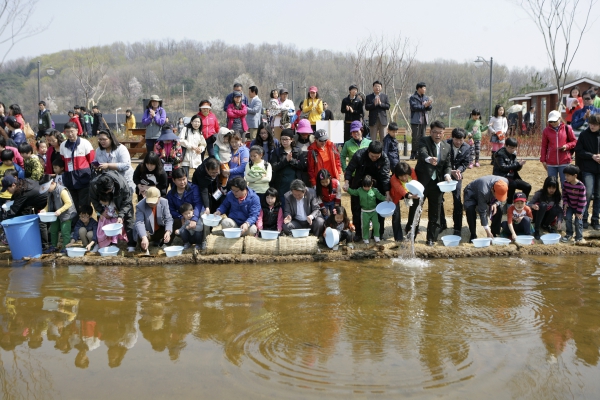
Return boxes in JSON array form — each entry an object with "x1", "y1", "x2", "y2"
[{"x1": 6, "y1": 0, "x2": 600, "y2": 76}]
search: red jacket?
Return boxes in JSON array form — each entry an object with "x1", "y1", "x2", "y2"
[
  {"x1": 565, "y1": 96, "x2": 583, "y2": 123},
  {"x1": 69, "y1": 116, "x2": 83, "y2": 135},
  {"x1": 307, "y1": 140, "x2": 342, "y2": 187},
  {"x1": 317, "y1": 178, "x2": 342, "y2": 206},
  {"x1": 197, "y1": 111, "x2": 220, "y2": 139},
  {"x1": 226, "y1": 104, "x2": 248, "y2": 131},
  {"x1": 390, "y1": 170, "x2": 418, "y2": 204},
  {"x1": 540, "y1": 123, "x2": 577, "y2": 166}
]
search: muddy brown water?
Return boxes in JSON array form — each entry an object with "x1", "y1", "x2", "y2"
[{"x1": 1, "y1": 255, "x2": 599, "y2": 399}]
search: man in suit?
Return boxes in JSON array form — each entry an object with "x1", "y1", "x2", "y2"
[
  {"x1": 439, "y1": 128, "x2": 471, "y2": 236},
  {"x1": 246, "y1": 85, "x2": 262, "y2": 140},
  {"x1": 134, "y1": 186, "x2": 174, "y2": 251},
  {"x1": 409, "y1": 82, "x2": 433, "y2": 159},
  {"x1": 413, "y1": 120, "x2": 453, "y2": 246},
  {"x1": 365, "y1": 81, "x2": 390, "y2": 141},
  {"x1": 283, "y1": 179, "x2": 325, "y2": 237},
  {"x1": 523, "y1": 106, "x2": 535, "y2": 135}
]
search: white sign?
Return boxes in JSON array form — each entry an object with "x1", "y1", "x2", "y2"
[{"x1": 316, "y1": 120, "x2": 344, "y2": 144}]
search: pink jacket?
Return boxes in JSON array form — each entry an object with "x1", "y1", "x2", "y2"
[
  {"x1": 226, "y1": 104, "x2": 248, "y2": 131},
  {"x1": 540, "y1": 123, "x2": 577, "y2": 166},
  {"x1": 197, "y1": 111, "x2": 220, "y2": 140}
]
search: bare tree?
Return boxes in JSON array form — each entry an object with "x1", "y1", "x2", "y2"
[
  {"x1": 0, "y1": 0, "x2": 50, "y2": 69},
  {"x1": 518, "y1": 0, "x2": 597, "y2": 109},
  {"x1": 71, "y1": 49, "x2": 110, "y2": 109}
]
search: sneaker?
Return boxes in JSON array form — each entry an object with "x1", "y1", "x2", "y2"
[
  {"x1": 593, "y1": 224, "x2": 600, "y2": 231},
  {"x1": 183, "y1": 243, "x2": 191, "y2": 250},
  {"x1": 475, "y1": 162, "x2": 480, "y2": 167},
  {"x1": 59, "y1": 248, "x2": 68, "y2": 254},
  {"x1": 374, "y1": 237, "x2": 380, "y2": 243},
  {"x1": 468, "y1": 163, "x2": 473, "y2": 169},
  {"x1": 534, "y1": 231, "x2": 541, "y2": 240},
  {"x1": 43, "y1": 246, "x2": 57, "y2": 254},
  {"x1": 560, "y1": 235, "x2": 572, "y2": 243},
  {"x1": 196, "y1": 241, "x2": 207, "y2": 251},
  {"x1": 575, "y1": 238, "x2": 587, "y2": 244},
  {"x1": 127, "y1": 246, "x2": 136, "y2": 252},
  {"x1": 583, "y1": 221, "x2": 589, "y2": 229},
  {"x1": 348, "y1": 243, "x2": 354, "y2": 249},
  {"x1": 363, "y1": 239, "x2": 369, "y2": 244}
]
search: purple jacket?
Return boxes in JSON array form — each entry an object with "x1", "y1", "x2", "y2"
[{"x1": 142, "y1": 107, "x2": 166, "y2": 140}]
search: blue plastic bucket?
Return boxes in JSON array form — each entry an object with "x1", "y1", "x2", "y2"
[{"x1": 1, "y1": 215, "x2": 43, "y2": 259}]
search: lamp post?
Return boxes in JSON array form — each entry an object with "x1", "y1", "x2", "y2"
[
  {"x1": 37, "y1": 63, "x2": 55, "y2": 108},
  {"x1": 179, "y1": 84, "x2": 186, "y2": 114},
  {"x1": 115, "y1": 107, "x2": 121, "y2": 133},
  {"x1": 449, "y1": 105, "x2": 461, "y2": 127},
  {"x1": 474, "y1": 56, "x2": 493, "y2": 121}
]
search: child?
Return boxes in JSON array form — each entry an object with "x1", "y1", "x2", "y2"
[
  {"x1": 52, "y1": 158, "x2": 65, "y2": 186},
  {"x1": 0, "y1": 149, "x2": 25, "y2": 179},
  {"x1": 464, "y1": 109, "x2": 487, "y2": 168},
  {"x1": 174, "y1": 202, "x2": 203, "y2": 249},
  {"x1": 501, "y1": 192, "x2": 533, "y2": 240},
  {"x1": 244, "y1": 146, "x2": 272, "y2": 202},
  {"x1": 36, "y1": 140, "x2": 48, "y2": 164},
  {"x1": 39, "y1": 175, "x2": 78, "y2": 253},
  {"x1": 68, "y1": 110, "x2": 83, "y2": 136},
  {"x1": 561, "y1": 165, "x2": 586, "y2": 243},
  {"x1": 68, "y1": 205, "x2": 99, "y2": 252},
  {"x1": 96, "y1": 191, "x2": 128, "y2": 249},
  {"x1": 19, "y1": 143, "x2": 44, "y2": 181},
  {"x1": 213, "y1": 127, "x2": 232, "y2": 188},
  {"x1": 256, "y1": 187, "x2": 283, "y2": 235},
  {"x1": 390, "y1": 162, "x2": 420, "y2": 242},
  {"x1": 315, "y1": 169, "x2": 341, "y2": 217},
  {"x1": 153, "y1": 125, "x2": 183, "y2": 186},
  {"x1": 323, "y1": 205, "x2": 355, "y2": 248},
  {"x1": 346, "y1": 175, "x2": 387, "y2": 243},
  {"x1": 383, "y1": 122, "x2": 400, "y2": 171},
  {"x1": 488, "y1": 105, "x2": 507, "y2": 163},
  {"x1": 4, "y1": 116, "x2": 26, "y2": 146},
  {"x1": 530, "y1": 176, "x2": 563, "y2": 239}
]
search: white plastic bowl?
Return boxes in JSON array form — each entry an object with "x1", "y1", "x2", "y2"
[
  {"x1": 98, "y1": 246, "x2": 119, "y2": 257},
  {"x1": 291, "y1": 229, "x2": 311, "y2": 238},
  {"x1": 260, "y1": 230, "x2": 280, "y2": 240},
  {"x1": 441, "y1": 235, "x2": 461, "y2": 247},
  {"x1": 492, "y1": 237, "x2": 511, "y2": 246},
  {"x1": 1, "y1": 200, "x2": 13, "y2": 211},
  {"x1": 222, "y1": 228, "x2": 242, "y2": 238},
  {"x1": 405, "y1": 181, "x2": 424, "y2": 198},
  {"x1": 102, "y1": 223, "x2": 123, "y2": 237},
  {"x1": 376, "y1": 201, "x2": 396, "y2": 218},
  {"x1": 471, "y1": 238, "x2": 492, "y2": 248},
  {"x1": 437, "y1": 181, "x2": 458, "y2": 192},
  {"x1": 540, "y1": 233, "x2": 561, "y2": 245},
  {"x1": 202, "y1": 214, "x2": 222, "y2": 227},
  {"x1": 325, "y1": 227, "x2": 340, "y2": 248},
  {"x1": 515, "y1": 235, "x2": 535, "y2": 245},
  {"x1": 164, "y1": 245, "x2": 184, "y2": 257},
  {"x1": 38, "y1": 211, "x2": 58, "y2": 223},
  {"x1": 66, "y1": 247, "x2": 87, "y2": 257}
]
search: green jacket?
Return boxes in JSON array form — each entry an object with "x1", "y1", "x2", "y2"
[
  {"x1": 464, "y1": 119, "x2": 487, "y2": 141},
  {"x1": 38, "y1": 109, "x2": 52, "y2": 131},
  {"x1": 347, "y1": 186, "x2": 386, "y2": 210},
  {"x1": 341, "y1": 138, "x2": 371, "y2": 171}
]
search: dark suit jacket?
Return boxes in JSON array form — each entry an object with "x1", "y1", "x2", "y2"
[
  {"x1": 414, "y1": 136, "x2": 452, "y2": 187},
  {"x1": 446, "y1": 139, "x2": 471, "y2": 176},
  {"x1": 365, "y1": 93, "x2": 390, "y2": 126},
  {"x1": 283, "y1": 188, "x2": 322, "y2": 220}
]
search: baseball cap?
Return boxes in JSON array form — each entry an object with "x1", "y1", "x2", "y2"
[
  {"x1": 145, "y1": 187, "x2": 160, "y2": 204},
  {"x1": 350, "y1": 120, "x2": 362, "y2": 132},
  {"x1": 314, "y1": 129, "x2": 329, "y2": 141},
  {"x1": 1, "y1": 176, "x2": 17, "y2": 192},
  {"x1": 548, "y1": 110, "x2": 561, "y2": 122},
  {"x1": 493, "y1": 180, "x2": 508, "y2": 202},
  {"x1": 513, "y1": 192, "x2": 527, "y2": 202}
]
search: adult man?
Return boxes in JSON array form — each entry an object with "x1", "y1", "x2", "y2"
[
  {"x1": 246, "y1": 86, "x2": 262, "y2": 140},
  {"x1": 492, "y1": 137, "x2": 531, "y2": 205},
  {"x1": 223, "y1": 83, "x2": 248, "y2": 111},
  {"x1": 523, "y1": 106, "x2": 536, "y2": 135},
  {"x1": 439, "y1": 128, "x2": 471, "y2": 236},
  {"x1": 341, "y1": 120, "x2": 371, "y2": 172},
  {"x1": 574, "y1": 114, "x2": 600, "y2": 230},
  {"x1": 365, "y1": 81, "x2": 390, "y2": 141},
  {"x1": 60, "y1": 121, "x2": 95, "y2": 212},
  {"x1": 283, "y1": 179, "x2": 325, "y2": 237},
  {"x1": 321, "y1": 101, "x2": 334, "y2": 120},
  {"x1": 167, "y1": 168, "x2": 204, "y2": 239},
  {"x1": 344, "y1": 141, "x2": 392, "y2": 240},
  {"x1": 92, "y1": 106, "x2": 104, "y2": 136},
  {"x1": 340, "y1": 84, "x2": 364, "y2": 143},
  {"x1": 507, "y1": 112, "x2": 519, "y2": 136},
  {"x1": 37, "y1": 101, "x2": 52, "y2": 138},
  {"x1": 464, "y1": 176, "x2": 508, "y2": 240},
  {"x1": 413, "y1": 120, "x2": 452, "y2": 246},
  {"x1": 409, "y1": 82, "x2": 432, "y2": 159},
  {"x1": 572, "y1": 91, "x2": 600, "y2": 135},
  {"x1": 214, "y1": 177, "x2": 260, "y2": 236},
  {"x1": 307, "y1": 129, "x2": 342, "y2": 187},
  {"x1": 134, "y1": 186, "x2": 173, "y2": 251}
]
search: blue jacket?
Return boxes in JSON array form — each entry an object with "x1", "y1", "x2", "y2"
[
  {"x1": 572, "y1": 105, "x2": 600, "y2": 130},
  {"x1": 71, "y1": 217, "x2": 98, "y2": 242},
  {"x1": 166, "y1": 182, "x2": 204, "y2": 222},
  {"x1": 0, "y1": 162, "x2": 25, "y2": 179},
  {"x1": 10, "y1": 129, "x2": 26, "y2": 146},
  {"x1": 409, "y1": 91, "x2": 432, "y2": 125},
  {"x1": 383, "y1": 134, "x2": 399, "y2": 171},
  {"x1": 229, "y1": 145, "x2": 249, "y2": 180},
  {"x1": 217, "y1": 187, "x2": 261, "y2": 226}
]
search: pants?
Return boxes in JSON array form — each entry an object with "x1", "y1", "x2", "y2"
[
  {"x1": 70, "y1": 187, "x2": 91, "y2": 217},
  {"x1": 78, "y1": 227, "x2": 94, "y2": 246},
  {"x1": 507, "y1": 179, "x2": 532, "y2": 204},
  {"x1": 322, "y1": 201, "x2": 335, "y2": 216},
  {"x1": 565, "y1": 207, "x2": 584, "y2": 240},
  {"x1": 221, "y1": 218, "x2": 257, "y2": 236},
  {"x1": 465, "y1": 204, "x2": 502, "y2": 240},
  {"x1": 344, "y1": 121, "x2": 355, "y2": 143},
  {"x1": 501, "y1": 216, "x2": 532, "y2": 236},
  {"x1": 137, "y1": 226, "x2": 166, "y2": 249},
  {"x1": 146, "y1": 139, "x2": 157, "y2": 155},
  {"x1": 361, "y1": 210, "x2": 380, "y2": 240},
  {"x1": 532, "y1": 204, "x2": 562, "y2": 232},
  {"x1": 50, "y1": 219, "x2": 72, "y2": 247},
  {"x1": 547, "y1": 165, "x2": 567, "y2": 187},
  {"x1": 203, "y1": 135, "x2": 216, "y2": 158},
  {"x1": 421, "y1": 179, "x2": 444, "y2": 242},
  {"x1": 180, "y1": 166, "x2": 190, "y2": 179},
  {"x1": 283, "y1": 218, "x2": 324, "y2": 237},
  {"x1": 180, "y1": 226, "x2": 204, "y2": 244},
  {"x1": 338, "y1": 229, "x2": 354, "y2": 244},
  {"x1": 411, "y1": 124, "x2": 426, "y2": 157},
  {"x1": 370, "y1": 121, "x2": 387, "y2": 141},
  {"x1": 471, "y1": 140, "x2": 481, "y2": 163},
  {"x1": 248, "y1": 128, "x2": 258, "y2": 141},
  {"x1": 439, "y1": 180, "x2": 463, "y2": 232},
  {"x1": 392, "y1": 202, "x2": 404, "y2": 241},
  {"x1": 351, "y1": 194, "x2": 385, "y2": 239},
  {"x1": 582, "y1": 171, "x2": 600, "y2": 224}
]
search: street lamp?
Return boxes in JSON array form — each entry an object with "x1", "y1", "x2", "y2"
[
  {"x1": 37, "y1": 63, "x2": 56, "y2": 104},
  {"x1": 115, "y1": 107, "x2": 121, "y2": 133},
  {"x1": 474, "y1": 56, "x2": 493, "y2": 121},
  {"x1": 449, "y1": 105, "x2": 461, "y2": 127}
]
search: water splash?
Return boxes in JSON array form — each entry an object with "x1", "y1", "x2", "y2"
[{"x1": 396, "y1": 197, "x2": 425, "y2": 259}]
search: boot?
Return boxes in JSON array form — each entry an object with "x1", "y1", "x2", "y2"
[
  {"x1": 534, "y1": 230, "x2": 541, "y2": 240},
  {"x1": 490, "y1": 151, "x2": 495, "y2": 165}
]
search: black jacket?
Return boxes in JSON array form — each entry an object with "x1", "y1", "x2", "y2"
[
  {"x1": 6, "y1": 179, "x2": 48, "y2": 218},
  {"x1": 575, "y1": 127, "x2": 600, "y2": 174},
  {"x1": 92, "y1": 112, "x2": 102, "y2": 135},
  {"x1": 365, "y1": 93, "x2": 390, "y2": 126},
  {"x1": 340, "y1": 95, "x2": 363, "y2": 122},
  {"x1": 415, "y1": 136, "x2": 452, "y2": 186},
  {"x1": 492, "y1": 147, "x2": 523, "y2": 180},
  {"x1": 132, "y1": 163, "x2": 168, "y2": 197},
  {"x1": 89, "y1": 170, "x2": 134, "y2": 220},
  {"x1": 345, "y1": 148, "x2": 391, "y2": 193},
  {"x1": 446, "y1": 139, "x2": 471, "y2": 176},
  {"x1": 270, "y1": 146, "x2": 301, "y2": 194},
  {"x1": 383, "y1": 134, "x2": 399, "y2": 171},
  {"x1": 192, "y1": 164, "x2": 222, "y2": 213}
]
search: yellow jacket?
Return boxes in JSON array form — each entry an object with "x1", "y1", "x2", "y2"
[
  {"x1": 125, "y1": 115, "x2": 136, "y2": 132},
  {"x1": 302, "y1": 99, "x2": 323, "y2": 124}
]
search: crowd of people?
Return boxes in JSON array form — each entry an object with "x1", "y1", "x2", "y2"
[{"x1": 0, "y1": 79, "x2": 599, "y2": 256}]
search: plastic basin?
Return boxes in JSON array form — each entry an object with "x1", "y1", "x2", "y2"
[
  {"x1": 441, "y1": 235, "x2": 461, "y2": 247},
  {"x1": 1, "y1": 200, "x2": 13, "y2": 211},
  {"x1": 405, "y1": 181, "x2": 424, "y2": 198},
  {"x1": 515, "y1": 235, "x2": 535, "y2": 245},
  {"x1": 471, "y1": 238, "x2": 492, "y2": 248},
  {"x1": 376, "y1": 201, "x2": 396, "y2": 218},
  {"x1": 437, "y1": 181, "x2": 458, "y2": 192},
  {"x1": 164, "y1": 246, "x2": 184, "y2": 257},
  {"x1": 38, "y1": 211, "x2": 58, "y2": 223},
  {"x1": 492, "y1": 237, "x2": 511, "y2": 246},
  {"x1": 66, "y1": 247, "x2": 87, "y2": 258},
  {"x1": 223, "y1": 228, "x2": 242, "y2": 238},
  {"x1": 202, "y1": 214, "x2": 222, "y2": 227},
  {"x1": 98, "y1": 246, "x2": 119, "y2": 257},
  {"x1": 325, "y1": 227, "x2": 339, "y2": 248},
  {"x1": 291, "y1": 229, "x2": 310, "y2": 238},
  {"x1": 102, "y1": 223, "x2": 123, "y2": 237},
  {"x1": 540, "y1": 233, "x2": 561, "y2": 245},
  {"x1": 260, "y1": 230, "x2": 279, "y2": 240}
]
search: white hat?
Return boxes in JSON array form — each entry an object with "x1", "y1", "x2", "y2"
[{"x1": 548, "y1": 110, "x2": 561, "y2": 122}]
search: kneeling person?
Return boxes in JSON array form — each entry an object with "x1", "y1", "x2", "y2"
[
  {"x1": 174, "y1": 202, "x2": 204, "y2": 249},
  {"x1": 134, "y1": 187, "x2": 173, "y2": 251},
  {"x1": 501, "y1": 192, "x2": 533, "y2": 240},
  {"x1": 214, "y1": 177, "x2": 260, "y2": 236},
  {"x1": 283, "y1": 179, "x2": 325, "y2": 237}
]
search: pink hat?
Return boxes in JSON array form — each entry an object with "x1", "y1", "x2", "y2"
[
  {"x1": 296, "y1": 119, "x2": 313, "y2": 134},
  {"x1": 309, "y1": 86, "x2": 318, "y2": 93}
]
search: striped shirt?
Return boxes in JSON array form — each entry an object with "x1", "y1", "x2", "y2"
[{"x1": 562, "y1": 180, "x2": 587, "y2": 213}]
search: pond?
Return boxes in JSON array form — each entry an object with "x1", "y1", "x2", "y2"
[{"x1": 0, "y1": 255, "x2": 599, "y2": 399}]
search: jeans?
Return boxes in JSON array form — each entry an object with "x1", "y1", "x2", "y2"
[
  {"x1": 146, "y1": 139, "x2": 157, "y2": 155},
  {"x1": 582, "y1": 171, "x2": 600, "y2": 224},
  {"x1": 546, "y1": 165, "x2": 567, "y2": 187},
  {"x1": 180, "y1": 227, "x2": 203, "y2": 244},
  {"x1": 565, "y1": 207, "x2": 583, "y2": 240},
  {"x1": 501, "y1": 216, "x2": 532, "y2": 236}
]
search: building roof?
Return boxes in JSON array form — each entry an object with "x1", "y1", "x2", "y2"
[{"x1": 509, "y1": 77, "x2": 600, "y2": 102}]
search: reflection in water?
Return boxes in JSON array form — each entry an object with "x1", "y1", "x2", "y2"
[{"x1": 0, "y1": 256, "x2": 599, "y2": 398}]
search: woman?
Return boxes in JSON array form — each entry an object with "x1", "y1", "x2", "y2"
[
  {"x1": 271, "y1": 129, "x2": 301, "y2": 205},
  {"x1": 8, "y1": 104, "x2": 25, "y2": 129},
  {"x1": 179, "y1": 115, "x2": 207, "y2": 178},
  {"x1": 540, "y1": 110, "x2": 577, "y2": 185},
  {"x1": 153, "y1": 125, "x2": 183, "y2": 188},
  {"x1": 267, "y1": 89, "x2": 280, "y2": 127},
  {"x1": 176, "y1": 117, "x2": 185, "y2": 133},
  {"x1": 125, "y1": 109, "x2": 136, "y2": 134},
  {"x1": 250, "y1": 123, "x2": 279, "y2": 162},
  {"x1": 225, "y1": 131, "x2": 249, "y2": 182},
  {"x1": 132, "y1": 151, "x2": 169, "y2": 198},
  {"x1": 141, "y1": 95, "x2": 166, "y2": 154},
  {"x1": 566, "y1": 86, "x2": 583, "y2": 125},
  {"x1": 93, "y1": 129, "x2": 135, "y2": 192},
  {"x1": 197, "y1": 100, "x2": 220, "y2": 158},
  {"x1": 226, "y1": 92, "x2": 248, "y2": 132},
  {"x1": 44, "y1": 130, "x2": 64, "y2": 174},
  {"x1": 302, "y1": 86, "x2": 324, "y2": 131}
]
